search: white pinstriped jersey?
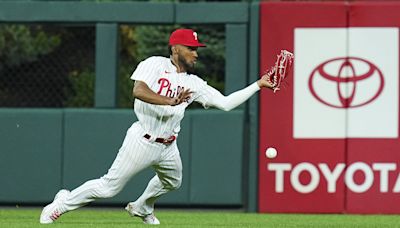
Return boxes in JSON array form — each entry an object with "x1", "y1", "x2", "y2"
[{"x1": 130, "y1": 56, "x2": 222, "y2": 138}]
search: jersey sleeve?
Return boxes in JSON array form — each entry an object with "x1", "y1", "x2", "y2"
[
  {"x1": 194, "y1": 77, "x2": 261, "y2": 111},
  {"x1": 130, "y1": 57, "x2": 160, "y2": 86},
  {"x1": 192, "y1": 77, "x2": 223, "y2": 109}
]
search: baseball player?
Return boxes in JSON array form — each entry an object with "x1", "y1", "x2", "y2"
[{"x1": 40, "y1": 28, "x2": 274, "y2": 225}]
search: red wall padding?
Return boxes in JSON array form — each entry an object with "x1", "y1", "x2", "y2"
[{"x1": 258, "y1": 1, "x2": 400, "y2": 214}]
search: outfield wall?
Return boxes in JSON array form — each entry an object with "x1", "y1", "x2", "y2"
[
  {"x1": 2, "y1": 0, "x2": 399, "y2": 214},
  {"x1": 0, "y1": 109, "x2": 245, "y2": 206},
  {"x1": 258, "y1": 1, "x2": 400, "y2": 214},
  {"x1": 0, "y1": 1, "x2": 255, "y2": 209}
]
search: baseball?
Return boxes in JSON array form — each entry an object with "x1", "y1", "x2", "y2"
[{"x1": 265, "y1": 147, "x2": 277, "y2": 158}]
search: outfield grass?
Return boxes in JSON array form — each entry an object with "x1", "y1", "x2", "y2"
[{"x1": 1, "y1": 208, "x2": 400, "y2": 228}]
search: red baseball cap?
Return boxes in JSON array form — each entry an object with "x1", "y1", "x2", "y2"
[{"x1": 169, "y1": 29, "x2": 206, "y2": 47}]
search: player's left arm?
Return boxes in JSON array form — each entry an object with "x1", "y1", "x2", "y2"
[{"x1": 196, "y1": 77, "x2": 273, "y2": 111}]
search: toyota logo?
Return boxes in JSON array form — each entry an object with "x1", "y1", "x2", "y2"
[{"x1": 309, "y1": 57, "x2": 384, "y2": 108}]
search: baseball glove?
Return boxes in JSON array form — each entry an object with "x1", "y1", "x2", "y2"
[{"x1": 265, "y1": 50, "x2": 294, "y2": 93}]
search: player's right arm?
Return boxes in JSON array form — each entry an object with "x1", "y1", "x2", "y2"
[
  {"x1": 133, "y1": 80, "x2": 192, "y2": 106},
  {"x1": 131, "y1": 57, "x2": 191, "y2": 106}
]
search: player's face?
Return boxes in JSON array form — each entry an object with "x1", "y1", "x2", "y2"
[{"x1": 177, "y1": 45, "x2": 198, "y2": 72}]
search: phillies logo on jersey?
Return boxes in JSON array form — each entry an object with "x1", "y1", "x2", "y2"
[
  {"x1": 309, "y1": 57, "x2": 384, "y2": 109},
  {"x1": 157, "y1": 78, "x2": 185, "y2": 98}
]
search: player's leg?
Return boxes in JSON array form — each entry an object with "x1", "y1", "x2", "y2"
[
  {"x1": 62, "y1": 144, "x2": 149, "y2": 210},
  {"x1": 63, "y1": 124, "x2": 163, "y2": 209},
  {"x1": 40, "y1": 122, "x2": 161, "y2": 223},
  {"x1": 126, "y1": 142, "x2": 182, "y2": 217}
]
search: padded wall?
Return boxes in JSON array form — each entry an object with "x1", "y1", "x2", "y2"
[{"x1": 0, "y1": 109, "x2": 244, "y2": 206}]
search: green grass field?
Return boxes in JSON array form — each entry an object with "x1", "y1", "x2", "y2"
[{"x1": 1, "y1": 208, "x2": 400, "y2": 228}]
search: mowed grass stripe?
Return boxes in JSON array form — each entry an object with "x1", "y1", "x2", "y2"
[{"x1": 1, "y1": 208, "x2": 400, "y2": 228}]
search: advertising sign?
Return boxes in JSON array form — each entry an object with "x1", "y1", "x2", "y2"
[{"x1": 259, "y1": 2, "x2": 400, "y2": 214}]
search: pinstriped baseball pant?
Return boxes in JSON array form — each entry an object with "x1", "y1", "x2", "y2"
[{"x1": 61, "y1": 122, "x2": 182, "y2": 215}]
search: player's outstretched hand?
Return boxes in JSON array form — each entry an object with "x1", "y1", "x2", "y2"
[
  {"x1": 170, "y1": 89, "x2": 193, "y2": 106},
  {"x1": 257, "y1": 74, "x2": 274, "y2": 90}
]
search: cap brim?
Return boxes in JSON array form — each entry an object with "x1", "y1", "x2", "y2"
[
  {"x1": 170, "y1": 42, "x2": 206, "y2": 47},
  {"x1": 186, "y1": 43, "x2": 206, "y2": 47}
]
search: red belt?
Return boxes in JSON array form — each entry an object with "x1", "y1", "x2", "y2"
[{"x1": 143, "y1": 134, "x2": 176, "y2": 145}]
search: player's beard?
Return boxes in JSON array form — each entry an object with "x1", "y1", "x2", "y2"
[{"x1": 178, "y1": 54, "x2": 195, "y2": 74}]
